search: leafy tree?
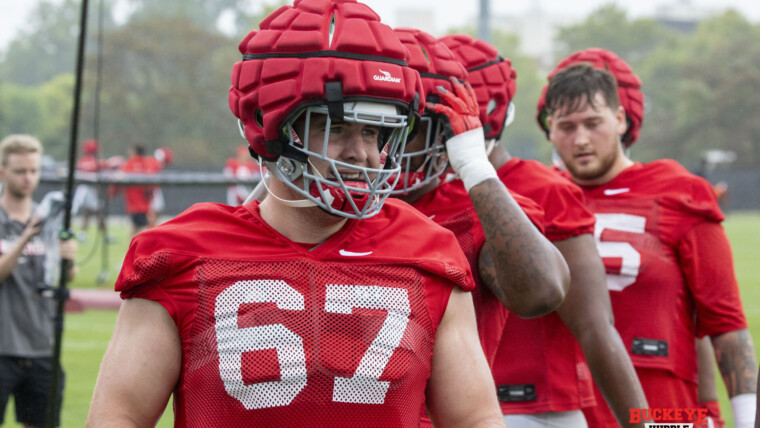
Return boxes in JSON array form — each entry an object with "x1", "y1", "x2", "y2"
[
  {"x1": 0, "y1": 0, "x2": 113, "y2": 86},
  {"x1": 0, "y1": 83, "x2": 44, "y2": 137},
  {"x1": 554, "y1": 5, "x2": 680, "y2": 69},
  {"x1": 84, "y1": 14, "x2": 238, "y2": 165},
  {"x1": 638, "y1": 11, "x2": 760, "y2": 166}
]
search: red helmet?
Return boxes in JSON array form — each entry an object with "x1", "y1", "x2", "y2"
[
  {"x1": 228, "y1": 0, "x2": 424, "y2": 219},
  {"x1": 83, "y1": 139, "x2": 100, "y2": 155},
  {"x1": 154, "y1": 147, "x2": 174, "y2": 166},
  {"x1": 391, "y1": 27, "x2": 467, "y2": 194},
  {"x1": 439, "y1": 34, "x2": 517, "y2": 141},
  {"x1": 537, "y1": 48, "x2": 644, "y2": 146}
]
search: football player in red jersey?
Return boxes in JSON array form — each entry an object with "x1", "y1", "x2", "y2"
[
  {"x1": 439, "y1": 37, "x2": 649, "y2": 428},
  {"x1": 540, "y1": 54, "x2": 757, "y2": 428},
  {"x1": 390, "y1": 28, "x2": 569, "y2": 337},
  {"x1": 86, "y1": 2, "x2": 506, "y2": 427}
]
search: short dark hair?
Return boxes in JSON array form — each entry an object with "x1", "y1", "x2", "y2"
[
  {"x1": 132, "y1": 144, "x2": 145, "y2": 156},
  {"x1": 544, "y1": 63, "x2": 620, "y2": 118}
]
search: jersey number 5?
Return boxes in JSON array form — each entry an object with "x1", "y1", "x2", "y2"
[
  {"x1": 214, "y1": 280, "x2": 411, "y2": 409},
  {"x1": 594, "y1": 213, "x2": 646, "y2": 291}
]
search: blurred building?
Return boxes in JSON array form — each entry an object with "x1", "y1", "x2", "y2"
[{"x1": 653, "y1": 0, "x2": 718, "y2": 32}]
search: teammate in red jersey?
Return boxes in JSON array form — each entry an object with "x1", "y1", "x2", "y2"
[
  {"x1": 224, "y1": 145, "x2": 261, "y2": 206},
  {"x1": 86, "y1": 2, "x2": 505, "y2": 427},
  {"x1": 540, "y1": 57, "x2": 757, "y2": 428},
  {"x1": 391, "y1": 28, "x2": 568, "y2": 330},
  {"x1": 108, "y1": 143, "x2": 161, "y2": 238},
  {"x1": 439, "y1": 37, "x2": 649, "y2": 427},
  {"x1": 73, "y1": 139, "x2": 123, "y2": 237}
]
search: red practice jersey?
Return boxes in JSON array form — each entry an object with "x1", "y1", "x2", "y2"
[
  {"x1": 568, "y1": 160, "x2": 748, "y2": 425},
  {"x1": 410, "y1": 178, "x2": 545, "y2": 366},
  {"x1": 491, "y1": 157, "x2": 598, "y2": 414},
  {"x1": 118, "y1": 155, "x2": 162, "y2": 213},
  {"x1": 115, "y1": 199, "x2": 475, "y2": 428}
]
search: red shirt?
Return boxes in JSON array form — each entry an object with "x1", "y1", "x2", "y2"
[
  {"x1": 491, "y1": 158, "x2": 598, "y2": 414},
  {"x1": 568, "y1": 160, "x2": 747, "y2": 421},
  {"x1": 116, "y1": 199, "x2": 475, "y2": 427},
  {"x1": 119, "y1": 155, "x2": 161, "y2": 213}
]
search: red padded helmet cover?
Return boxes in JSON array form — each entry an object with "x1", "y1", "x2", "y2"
[
  {"x1": 537, "y1": 47, "x2": 644, "y2": 146},
  {"x1": 439, "y1": 34, "x2": 517, "y2": 140},
  {"x1": 228, "y1": 0, "x2": 424, "y2": 160},
  {"x1": 83, "y1": 139, "x2": 99, "y2": 155},
  {"x1": 393, "y1": 28, "x2": 467, "y2": 102}
]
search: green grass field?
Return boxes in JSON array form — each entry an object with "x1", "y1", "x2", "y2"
[{"x1": 2, "y1": 213, "x2": 759, "y2": 427}]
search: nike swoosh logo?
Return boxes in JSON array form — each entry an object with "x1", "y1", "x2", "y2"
[
  {"x1": 339, "y1": 249, "x2": 373, "y2": 257},
  {"x1": 603, "y1": 188, "x2": 630, "y2": 196}
]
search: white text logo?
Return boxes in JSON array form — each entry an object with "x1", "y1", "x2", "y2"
[{"x1": 373, "y1": 69, "x2": 401, "y2": 84}]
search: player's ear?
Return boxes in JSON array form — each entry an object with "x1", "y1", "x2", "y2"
[{"x1": 615, "y1": 105, "x2": 627, "y2": 137}]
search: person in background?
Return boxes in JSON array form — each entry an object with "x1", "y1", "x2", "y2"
[
  {"x1": 224, "y1": 145, "x2": 261, "y2": 206},
  {"x1": 109, "y1": 143, "x2": 161, "y2": 238},
  {"x1": 86, "y1": 2, "x2": 506, "y2": 426},
  {"x1": 441, "y1": 36, "x2": 649, "y2": 428},
  {"x1": 539, "y1": 53, "x2": 757, "y2": 427},
  {"x1": 0, "y1": 134, "x2": 78, "y2": 428},
  {"x1": 147, "y1": 147, "x2": 173, "y2": 228},
  {"x1": 72, "y1": 139, "x2": 123, "y2": 241}
]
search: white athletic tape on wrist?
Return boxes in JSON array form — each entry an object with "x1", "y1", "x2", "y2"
[
  {"x1": 730, "y1": 393, "x2": 756, "y2": 428},
  {"x1": 445, "y1": 128, "x2": 497, "y2": 192}
]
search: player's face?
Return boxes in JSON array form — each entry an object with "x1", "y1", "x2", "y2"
[
  {"x1": 0, "y1": 152, "x2": 41, "y2": 199},
  {"x1": 547, "y1": 92, "x2": 628, "y2": 186},
  {"x1": 306, "y1": 113, "x2": 383, "y2": 181},
  {"x1": 404, "y1": 120, "x2": 429, "y2": 172}
]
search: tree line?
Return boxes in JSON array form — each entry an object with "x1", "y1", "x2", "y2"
[{"x1": 1, "y1": 1, "x2": 758, "y2": 171}]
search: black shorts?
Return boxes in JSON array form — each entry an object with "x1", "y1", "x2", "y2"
[
  {"x1": 130, "y1": 213, "x2": 149, "y2": 227},
  {"x1": 0, "y1": 356, "x2": 65, "y2": 427}
]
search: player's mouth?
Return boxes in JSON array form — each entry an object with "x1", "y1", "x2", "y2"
[
  {"x1": 331, "y1": 172, "x2": 367, "y2": 183},
  {"x1": 573, "y1": 151, "x2": 595, "y2": 163}
]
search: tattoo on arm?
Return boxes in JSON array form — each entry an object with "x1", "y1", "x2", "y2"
[{"x1": 712, "y1": 329, "x2": 758, "y2": 397}]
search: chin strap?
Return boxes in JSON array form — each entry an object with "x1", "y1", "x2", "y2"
[{"x1": 258, "y1": 156, "x2": 319, "y2": 208}]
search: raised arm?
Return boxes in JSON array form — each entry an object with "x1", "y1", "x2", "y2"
[
  {"x1": 472, "y1": 180, "x2": 568, "y2": 318},
  {"x1": 553, "y1": 234, "x2": 649, "y2": 427},
  {"x1": 431, "y1": 78, "x2": 568, "y2": 318},
  {"x1": 0, "y1": 217, "x2": 41, "y2": 282},
  {"x1": 87, "y1": 298, "x2": 181, "y2": 427},
  {"x1": 425, "y1": 287, "x2": 505, "y2": 428}
]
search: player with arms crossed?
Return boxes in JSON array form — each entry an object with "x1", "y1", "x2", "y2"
[
  {"x1": 539, "y1": 53, "x2": 757, "y2": 427},
  {"x1": 440, "y1": 37, "x2": 649, "y2": 428},
  {"x1": 391, "y1": 28, "x2": 569, "y2": 365},
  {"x1": 86, "y1": 1, "x2": 505, "y2": 427}
]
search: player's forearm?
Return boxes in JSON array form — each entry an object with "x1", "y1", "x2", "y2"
[
  {"x1": 711, "y1": 329, "x2": 758, "y2": 397},
  {"x1": 0, "y1": 240, "x2": 28, "y2": 282},
  {"x1": 470, "y1": 178, "x2": 568, "y2": 317},
  {"x1": 578, "y1": 324, "x2": 650, "y2": 427}
]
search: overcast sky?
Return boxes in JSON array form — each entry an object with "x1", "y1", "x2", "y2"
[{"x1": 3, "y1": 0, "x2": 760, "y2": 50}]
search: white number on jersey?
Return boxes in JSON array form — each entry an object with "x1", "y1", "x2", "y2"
[
  {"x1": 214, "y1": 280, "x2": 411, "y2": 409},
  {"x1": 594, "y1": 214, "x2": 646, "y2": 291}
]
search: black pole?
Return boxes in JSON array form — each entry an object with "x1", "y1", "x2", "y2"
[
  {"x1": 45, "y1": 0, "x2": 90, "y2": 425},
  {"x1": 93, "y1": 0, "x2": 111, "y2": 285}
]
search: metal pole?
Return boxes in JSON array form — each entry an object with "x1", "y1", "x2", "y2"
[
  {"x1": 45, "y1": 0, "x2": 90, "y2": 425},
  {"x1": 478, "y1": 0, "x2": 490, "y2": 43}
]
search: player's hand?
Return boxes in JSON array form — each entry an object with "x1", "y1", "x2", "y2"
[
  {"x1": 428, "y1": 77, "x2": 482, "y2": 136},
  {"x1": 59, "y1": 238, "x2": 78, "y2": 261},
  {"x1": 428, "y1": 78, "x2": 495, "y2": 192},
  {"x1": 21, "y1": 215, "x2": 43, "y2": 243}
]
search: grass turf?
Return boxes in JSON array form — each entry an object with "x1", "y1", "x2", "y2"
[{"x1": 2, "y1": 212, "x2": 759, "y2": 427}]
